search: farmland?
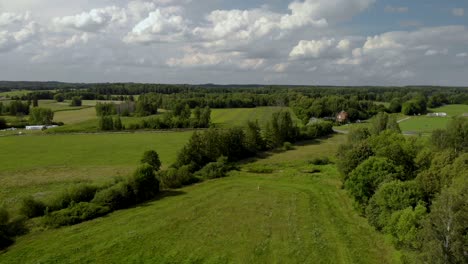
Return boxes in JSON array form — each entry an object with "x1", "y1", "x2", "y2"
[
  {"x1": 0, "y1": 132, "x2": 192, "y2": 212},
  {"x1": 0, "y1": 134, "x2": 400, "y2": 263},
  {"x1": 211, "y1": 107, "x2": 300, "y2": 128}
]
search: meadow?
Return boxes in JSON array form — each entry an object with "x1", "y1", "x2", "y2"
[
  {"x1": 0, "y1": 134, "x2": 401, "y2": 263},
  {"x1": 0, "y1": 132, "x2": 192, "y2": 212}
]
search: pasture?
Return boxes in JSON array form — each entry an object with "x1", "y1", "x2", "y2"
[
  {"x1": 0, "y1": 134, "x2": 400, "y2": 263},
  {"x1": 0, "y1": 132, "x2": 192, "y2": 212},
  {"x1": 211, "y1": 107, "x2": 301, "y2": 128}
]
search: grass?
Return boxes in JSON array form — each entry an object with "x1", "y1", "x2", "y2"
[
  {"x1": 53, "y1": 107, "x2": 97, "y2": 124},
  {"x1": 0, "y1": 132, "x2": 193, "y2": 211},
  {"x1": 211, "y1": 107, "x2": 301, "y2": 128},
  {"x1": 428, "y1": 104, "x2": 468, "y2": 116},
  {"x1": 0, "y1": 134, "x2": 401, "y2": 263}
]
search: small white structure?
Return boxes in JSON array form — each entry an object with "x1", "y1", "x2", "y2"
[
  {"x1": 427, "y1": 112, "x2": 447, "y2": 117},
  {"x1": 26, "y1": 126, "x2": 45, "y2": 130}
]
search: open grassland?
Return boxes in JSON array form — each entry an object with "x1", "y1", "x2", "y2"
[
  {"x1": 0, "y1": 132, "x2": 192, "y2": 212},
  {"x1": 211, "y1": 107, "x2": 301, "y2": 128},
  {"x1": 428, "y1": 104, "x2": 468, "y2": 116},
  {"x1": 53, "y1": 107, "x2": 96, "y2": 124},
  {"x1": 0, "y1": 134, "x2": 400, "y2": 263},
  {"x1": 0, "y1": 90, "x2": 36, "y2": 98}
]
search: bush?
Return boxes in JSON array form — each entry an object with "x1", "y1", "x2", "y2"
[
  {"x1": 0, "y1": 207, "x2": 27, "y2": 250},
  {"x1": 0, "y1": 118, "x2": 6, "y2": 129},
  {"x1": 282, "y1": 142, "x2": 294, "y2": 150},
  {"x1": 128, "y1": 164, "x2": 160, "y2": 202},
  {"x1": 43, "y1": 202, "x2": 110, "y2": 228},
  {"x1": 91, "y1": 181, "x2": 134, "y2": 210},
  {"x1": 47, "y1": 184, "x2": 99, "y2": 212},
  {"x1": 194, "y1": 157, "x2": 234, "y2": 180},
  {"x1": 309, "y1": 157, "x2": 331, "y2": 165},
  {"x1": 157, "y1": 165, "x2": 198, "y2": 189},
  {"x1": 70, "y1": 97, "x2": 82, "y2": 107},
  {"x1": 20, "y1": 196, "x2": 46, "y2": 218}
]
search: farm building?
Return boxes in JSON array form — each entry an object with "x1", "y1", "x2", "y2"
[
  {"x1": 336, "y1": 111, "x2": 349, "y2": 123},
  {"x1": 427, "y1": 112, "x2": 447, "y2": 117}
]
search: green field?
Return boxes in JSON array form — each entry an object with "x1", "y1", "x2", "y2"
[
  {"x1": 211, "y1": 107, "x2": 301, "y2": 128},
  {"x1": 0, "y1": 135, "x2": 401, "y2": 263},
  {"x1": 0, "y1": 132, "x2": 192, "y2": 211}
]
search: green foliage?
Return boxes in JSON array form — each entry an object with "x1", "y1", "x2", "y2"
[
  {"x1": 135, "y1": 93, "x2": 160, "y2": 116},
  {"x1": 54, "y1": 93, "x2": 64, "y2": 102},
  {"x1": 157, "y1": 165, "x2": 197, "y2": 189},
  {"x1": 141, "y1": 150, "x2": 161, "y2": 171},
  {"x1": 265, "y1": 111, "x2": 299, "y2": 147},
  {"x1": 113, "y1": 116, "x2": 123, "y2": 130},
  {"x1": 194, "y1": 157, "x2": 233, "y2": 180},
  {"x1": 244, "y1": 120, "x2": 266, "y2": 153},
  {"x1": 43, "y1": 202, "x2": 110, "y2": 228},
  {"x1": 20, "y1": 196, "x2": 46, "y2": 218},
  {"x1": 47, "y1": 184, "x2": 99, "y2": 212},
  {"x1": 128, "y1": 164, "x2": 160, "y2": 203},
  {"x1": 388, "y1": 98, "x2": 402, "y2": 113},
  {"x1": 91, "y1": 181, "x2": 135, "y2": 210},
  {"x1": 0, "y1": 207, "x2": 27, "y2": 250},
  {"x1": 336, "y1": 140, "x2": 374, "y2": 181},
  {"x1": 29, "y1": 107, "x2": 54, "y2": 125},
  {"x1": 420, "y1": 176, "x2": 468, "y2": 264},
  {"x1": 384, "y1": 204, "x2": 426, "y2": 249},
  {"x1": 98, "y1": 116, "x2": 114, "y2": 131},
  {"x1": 402, "y1": 97, "x2": 427, "y2": 115},
  {"x1": 300, "y1": 121, "x2": 334, "y2": 139},
  {"x1": 95, "y1": 102, "x2": 116, "y2": 116},
  {"x1": 345, "y1": 157, "x2": 403, "y2": 210},
  {"x1": 70, "y1": 96, "x2": 82, "y2": 107},
  {"x1": 366, "y1": 181, "x2": 424, "y2": 230},
  {"x1": 347, "y1": 126, "x2": 371, "y2": 143},
  {"x1": 370, "y1": 112, "x2": 400, "y2": 135},
  {"x1": 432, "y1": 117, "x2": 468, "y2": 152},
  {"x1": 0, "y1": 117, "x2": 6, "y2": 129}
]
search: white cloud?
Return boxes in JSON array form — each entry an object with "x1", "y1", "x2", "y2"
[
  {"x1": 456, "y1": 52, "x2": 467, "y2": 57},
  {"x1": 0, "y1": 21, "x2": 39, "y2": 52},
  {"x1": 124, "y1": 9, "x2": 188, "y2": 43},
  {"x1": 53, "y1": 6, "x2": 127, "y2": 32},
  {"x1": 0, "y1": 12, "x2": 31, "y2": 26},
  {"x1": 452, "y1": 8, "x2": 464, "y2": 17},
  {"x1": 425, "y1": 49, "x2": 448, "y2": 56},
  {"x1": 384, "y1": 6, "x2": 408, "y2": 13}
]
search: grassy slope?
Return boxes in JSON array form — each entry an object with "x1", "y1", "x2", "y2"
[
  {"x1": 0, "y1": 135, "x2": 400, "y2": 263},
  {"x1": 0, "y1": 132, "x2": 192, "y2": 211}
]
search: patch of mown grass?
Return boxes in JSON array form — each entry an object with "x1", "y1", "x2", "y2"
[{"x1": 0, "y1": 135, "x2": 400, "y2": 263}]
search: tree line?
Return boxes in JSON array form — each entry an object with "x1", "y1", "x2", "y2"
[{"x1": 337, "y1": 113, "x2": 467, "y2": 263}]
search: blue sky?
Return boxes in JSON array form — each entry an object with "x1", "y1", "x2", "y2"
[{"x1": 0, "y1": 0, "x2": 467, "y2": 85}]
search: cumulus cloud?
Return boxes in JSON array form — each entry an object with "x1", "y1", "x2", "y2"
[
  {"x1": 167, "y1": 48, "x2": 264, "y2": 70},
  {"x1": 384, "y1": 6, "x2": 408, "y2": 14},
  {"x1": 452, "y1": 8, "x2": 464, "y2": 17},
  {"x1": 0, "y1": 21, "x2": 39, "y2": 52},
  {"x1": 53, "y1": 6, "x2": 127, "y2": 32},
  {"x1": 0, "y1": 12, "x2": 31, "y2": 26},
  {"x1": 289, "y1": 38, "x2": 351, "y2": 59},
  {"x1": 124, "y1": 8, "x2": 188, "y2": 43}
]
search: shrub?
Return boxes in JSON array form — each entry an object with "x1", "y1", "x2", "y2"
[
  {"x1": 194, "y1": 156, "x2": 234, "y2": 180},
  {"x1": 0, "y1": 207, "x2": 27, "y2": 250},
  {"x1": 43, "y1": 202, "x2": 110, "y2": 228},
  {"x1": 282, "y1": 142, "x2": 294, "y2": 150},
  {"x1": 20, "y1": 196, "x2": 46, "y2": 218},
  {"x1": 0, "y1": 118, "x2": 7, "y2": 129},
  {"x1": 91, "y1": 181, "x2": 134, "y2": 210},
  {"x1": 47, "y1": 184, "x2": 99, "y2": 212},
  {"x1": 309, "y1": 157, "x2": 331, "y2": 165},
  {"x1": 157, "y1": 165, "x2": 198, "y2": 189},
  {"x1": 70, "y1": 97, "x2": 82, "y2": 107}
]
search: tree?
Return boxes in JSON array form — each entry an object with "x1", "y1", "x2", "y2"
[
  {"x1": 70, "y1": 97, "x2": 82, "y2": 107},
  {"x1": 54, "y1": 93, "x2": 64, "y2": 102},
  {"x1": 384, "y1": 204, "x2": 427, "y2": 249},
  {"x1": 0, "y1": 118, "x2": 6, "y2": 129},
  {"x1": 345, "y1": 157, "x2": 404, "y2": 210},
  {"x1": 370, "y1": 112, "x2": 389, "y2": 135},
  {"x1": 98, "y1": 116, "x2": 114, "y2": 131},
  {"x1": 113, "y1": 117, "x2": 123, "y2": 130},
  {"x1": 388, "y1": 98, "x2": 402, "y2": 113},
  {"x1": 420, "y1": 176, "x2": 468, "y2": 264},
  {"x1": 141, "y1": 150, "x2": 162, "y2": 172},
  {"x1": 244, "y1": 120, "x2": 266, "y2": 154},
  {"x1": 336, "y1": 140, "x2": 374, "y2": 181},
  {"x1": 129, "y1": 164, "x2": 160, "y2": 202},
  {"x1": 29, "y1": 107, "x2": 54, "y2": 125}
]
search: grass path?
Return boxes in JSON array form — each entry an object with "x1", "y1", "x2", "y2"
[{"x1": 0, "y1": 135, "x2": 400, "y2": 263}]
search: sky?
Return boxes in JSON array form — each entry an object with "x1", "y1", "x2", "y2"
[{"x1": 0, "y1": 0, "x2": 467, "y2": 86}]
